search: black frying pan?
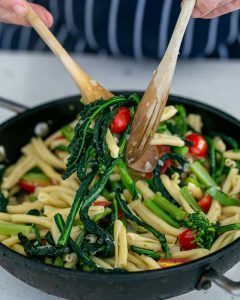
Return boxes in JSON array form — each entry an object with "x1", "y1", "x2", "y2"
[{"x1": 0, "y1": 92, "x2": 239, "y2": 300}]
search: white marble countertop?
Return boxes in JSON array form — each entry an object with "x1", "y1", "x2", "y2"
[{"x1": 0, "y1": 52, "x2": 239, "y2": 300}]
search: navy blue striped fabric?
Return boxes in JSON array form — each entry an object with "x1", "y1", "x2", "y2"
[{"x1": 0, "y1": 0, "x2": 239, "y2": 58}]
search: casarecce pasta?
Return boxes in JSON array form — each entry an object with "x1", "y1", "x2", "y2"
[{"x1": 0, "y1": 94, "x2": 239, "y2": 271}]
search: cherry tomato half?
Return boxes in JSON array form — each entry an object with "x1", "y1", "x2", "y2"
[
  {"x1": 19, "y1": 178, "x2": 51, "y2": 193},
  {"x1": 158, "y1": 258, "x2": 189, "y2": 268},
  {"x1": 178, "y1": 229, "x2": 197, "y2": 250},
  {"x1": 92, "y1": 200, "x2": 112, "y2": 207},
  {"x1": 198, "y1": 195, "x2": 213, "y2": 213},
  {"x1": 185, "y1": 133, "x2": 208, "y2": 157},
  {"x1": 110, "y1": 107, "x2": 131, "y2": 134}
]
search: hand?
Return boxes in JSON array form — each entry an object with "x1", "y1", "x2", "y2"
[
  {"x1": 0, "y1": 0, "x2": 53, "y2": 27},
  {"x1": 192, "y1": 0, "x2": 240, "y2": 18}
]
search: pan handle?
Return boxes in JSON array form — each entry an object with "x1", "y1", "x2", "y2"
[
  {"x1": 198, "y1": 268, "x2": 240, "y2": 296},
  {"x1": 0, "y1": 97, "x2": 28, "y2": 113}
]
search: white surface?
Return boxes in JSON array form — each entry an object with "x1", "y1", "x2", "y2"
[{"x1": 0, "y1": 52, "x2": 239, "y2": 300}]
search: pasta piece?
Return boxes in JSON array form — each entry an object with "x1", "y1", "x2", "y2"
[
  {"x1": 224, "y1": 150, "x2": 240, "y2": 161},
  {"x1": 0, "y1": 213, "x2": 15, "y2": 222},
  {"x1": 161, "y1": 175, "x2": 194, "y2": 214},
  {"x1": 0, "y1": 234, "x2": 9, "y2": 241},
  {"x1": 222, "y1": 206, "x2": 240, "y2": 216},
  {"x1": 207, "y1": 200, "x2": 222, "y2": 224},
  {"x1": 2, "y1": 156, "x2": 36, "y2": 189},
  {"x1": 91, "y1": 256, "x2": 113, "y2": 270},
  {"x1": 51, "y1": 220, "x2": 60, "y2": 245},
  {"x1": 136, "y1": 181, "x2": 154, "y2": 200},
  {"x1": 172, "y1": 249, "x2": 209, "y2": 259},
  {"x1": 213, "y1": 136, "x2": 226, "y2": 153},
  {"x1": 88, "y1": 206, "x2": 105, "y2": 218},
  {"x1": 127, "y1": 253, "x2": 147, "y2": 270},
  {"x1": 31, "y1": 138, "x2": 66, "y2": 169},
  {"x1": 38, "y1": 192, "x2": 69, "y2": 208},
  {"x1": 123, "y1": 261, "x2": 142, "y2": 272},
  {"x1": 2, "y1": 229, "x2": 48, "y2": 247},
  {"x1": 127, "y1": 232, "x2": 162, "y2": 252},
  {"x1": 187, "y1": 114, "x2": 203, "y2": 133},
  {"x1": 114, "y1": 220, "x2": 128, "y2": 268},
  {"x1": 131, "y1": 253, "x2": 160, "y2": 270},
  {"x1": 122, "y1": 189, "x2": 133, "y2": 203},
  {"x1": 10, "y1": 214, "x2": 52, "y2": 229},
  {"x1": 222, "y1": 168, "x2": 238, "y2": 195},
  {"x1": 36, "y1": 186, "x2": 75, "y2": 197},
  {"x1": 22, "y1": 145, "x2": 61, "y2": 183},
  {"x1": 187, "y1": 182, "x2": 203, "y2": 200},
  {"x1": 50, "y1": 138, "x2": 68, "y2": 150},
  {"x1": 45, "y1": 130, "x2": 62, "y2": 146},
  {"x1": 225, "y1": 158, "x2": 237, "y2": 168},
  {"x1": 129, "y1": 200, "x2": 182, "y2": 236},
  {"x1": 106, "y1": 129, "x2": 119, "y2": 158},
  {"x1": 103, "y1": 258, "x2": 115, "y2": 268},
  {"x1": 140, "y1": 232, "x2": 177, "y2": 244},
  {"x1": 220, "y1": 214, "x2": 240, "y2": 226},
  {"x1": 11, "y1": 244, "x2": 26, "y2": 256},
  {"x1": 7, "y1": 201, "x2": 44, "y2": 214},
  {"x1": 109, "y1": 174, "x2": 121, "y2": 182},
  {"x1": 151, "y1": 134, "x2": 184, "y2": 147},
  {"x1": 210, "y1": 230, "x2": 240, "y2": 253},
  {"x1": 161, "y1": 106, "x2": 177, "y2": 122}
]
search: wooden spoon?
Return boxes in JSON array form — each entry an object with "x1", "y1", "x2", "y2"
[
  {"x1": 126, "y1": 0, "x2": 196, "y2": 170},
  {"x1": 25, "y1": 4, "x2": 113, "y2": 104}
]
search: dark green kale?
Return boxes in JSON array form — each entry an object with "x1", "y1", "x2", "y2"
[{"x1": 0, "y1": 193, "x2": 8, "y2": 212}]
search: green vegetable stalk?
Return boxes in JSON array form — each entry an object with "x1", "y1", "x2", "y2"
[
  {"x1": 190, "y1": 161, "x2": 217, "y2": 187},
  {"x1": 117, "y1": 159, "x2": 138, "y2": 198},
  {"x1": 144, "y1": 199, "x2": 180, "y2": 228},
  {"x1": 216, "y1": 223, "x2": 240, "y2": 235},
  {"x1": 152, "y1": 192, "x2": 186, "y2": 221},
  {"x1": 207, "y1": 187, "x2": 240, "y2": 207},
  {"x1": 0, "y1": 223, "x2": 31, "y2": 236},
  {"x1": 180, "y1": 187, "x2": 202, "y2": 212},
  {"x1": 130, "y1": 246, "x2": 160, "y2": 260}
]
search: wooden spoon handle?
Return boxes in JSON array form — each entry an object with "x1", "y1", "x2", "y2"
[
  {"x1": 25, "y1": 5, "x2": 112, "y2": 103},
  {"x1": 126, "y1": 0, "x2": 196, "y2": 164}
]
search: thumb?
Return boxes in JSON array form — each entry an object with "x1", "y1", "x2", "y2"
[{"x1": 192, "y1": 0, "x2": 219, "y2": 17}]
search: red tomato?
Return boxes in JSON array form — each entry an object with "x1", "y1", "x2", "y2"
[
  {"x1": 198, "y1": 195, "x2": 213, "y2": 213},
  {"x1": 185, "y1": 133, "x2": 208, "y2": 157},
  {"x1": 178, "y1": 229, "x2": 197, "y2": 250},
  {"x1": 110, "y1": 107, "x2": 131, "y2": 134},
  {"x1": 19, "y1": 180, "x2": 50, "y2": 193},
  {"x1": 92, "y1": 200, "x2": 112, "y2": 207},
  {"x1": 118, "y1": 209, "x2": 124, "y2": 220},
  {"x1": 19, "y1": 180, "x2": 37, "y2": 193},
  {"x1": 161, "y1": 159, "x2": 172, "y2": 175},
  {"x1": 158, "y1": 258, "x2": 189, "y2": 268}
]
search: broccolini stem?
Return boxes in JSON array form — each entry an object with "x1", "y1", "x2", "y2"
[
  {"x1": 0, "y1": 222, "x2": 32, "y2": 236},
  {"x1": 190, "y1": 161, "x2": 217, "y2": 187},
  {"x1": 117, "y1": 159, "x2": 138, "y2": 198},
  {"x1": 216, "y1": 223, "x2": 240, "y2": 235},
  {"x1": 152, "y1": 192, "x2": 186, "y2": 221},
  {"x1": 144, "y1": 199, "x2": 180, "y2": 228},
  {"x1": 207, "y1": 187, "x2": 240, "y2": 207},
  {"x1": 130, "y1": 246, "x2": 161, "y2": 260}
]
